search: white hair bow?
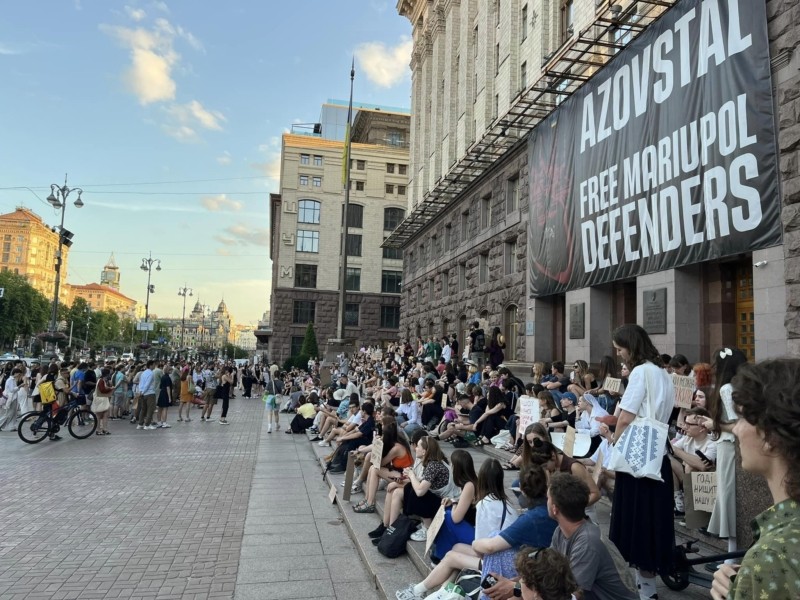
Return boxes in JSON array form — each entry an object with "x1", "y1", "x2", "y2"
[{"x1": 719, "y1": 348, "x2": 733, "y2": 360}]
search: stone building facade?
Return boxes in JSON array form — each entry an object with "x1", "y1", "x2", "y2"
[
  {"x1": 268, "y1": 103, "x2": 410, "y2": 362},
  {"x1": 392, "y1": 0, "x2": 797, "y2": 367}
]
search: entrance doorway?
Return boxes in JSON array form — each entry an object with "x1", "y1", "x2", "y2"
[
  {"x1": 552, "y1": 295, "x2": 566, "y2": 361},
  {"x1": 735, "y1": 263, "x2": 754, "y2": 361},
  {"x1": 612, "y1": 280, "x2": 637, "y2": 330}
]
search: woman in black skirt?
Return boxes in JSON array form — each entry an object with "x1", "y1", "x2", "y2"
[{"x1": 609, "y1": 324, "x2": 675, "y2": 600}]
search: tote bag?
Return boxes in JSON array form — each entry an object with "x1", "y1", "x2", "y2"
[{"x1": 607, "y1": 366, "x2": 669, "y2": 482}]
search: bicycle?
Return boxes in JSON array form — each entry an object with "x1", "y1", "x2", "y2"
[{"x1": 17, "y1": 397, "x2": 97, "y2": 444}]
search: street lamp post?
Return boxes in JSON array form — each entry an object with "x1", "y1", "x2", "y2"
[
  {"x1": 178, "y1": 284, "x2": 193, "y2": 356},
  {"x1": 140, "y1": 253, "x2": 161, "y2": 342},
  {"x1": 46, "y1": 175, "x2": 84, "y2": 350}
]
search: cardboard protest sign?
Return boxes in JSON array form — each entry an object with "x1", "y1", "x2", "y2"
[
  {"x1": 517, "y1": 395, "x2": 537, "y2": 436},
  {"x1": 691, "y1": 471, "x2": 717, "y2": 512},
  {"x1": 672, "y1": 374, "x2": 695, "y2": 409},
  {"x1": 604, "y1": 377, "x2": 623, "y2": 395},
  {"x1": 563, "y1": 426, "x2": 577, "y2": 457},
  {"x1": 371, "y1": 439, "x2": 384, "y2": 470},
  {"x1": 426, "y1": 505, "x2": 446, "y2": 556}
]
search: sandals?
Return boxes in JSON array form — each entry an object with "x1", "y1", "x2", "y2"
[
  {"x1": 502, "y1": 462, "x2": 520, "y2": 471},
  {"x1": 353, "y1": 501, "x2": 375, "y2": 513}
]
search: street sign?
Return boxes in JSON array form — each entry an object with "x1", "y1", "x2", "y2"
[
  {"x1": 136, "y1": 322, "x2": 154, "y2": 331},
  {"x1": 0, "y1": 288, "x2": 4, "y2": 298}
]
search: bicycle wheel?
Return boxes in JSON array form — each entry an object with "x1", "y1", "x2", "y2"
[
  {"x1": 68, "y1": 409, "x2": 97, "y2": 439},
  {"x1": 17, "y1": 412, "x2": 50, "y2": 444}
]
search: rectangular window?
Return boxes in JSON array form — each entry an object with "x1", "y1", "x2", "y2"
[
  {"x1": 386, "y1": 184, "x2": 394, "y2": 194},
  {"x1": 442, "y1": 271, "x2": 449, "y2": 297},
  {"x1": 431, "y1": 234, "x2": 438, "y2": 257},
  {"x1": 495, "y1": 43, "x2": 500, "y2": 75},
  {"x1": 381, "y1": 305, "x2": 401, "y2": 329},
  {"x1": 507, "y1": 175, "x2": 519, "y2": 214},
  {"x1": 444, "y1": 225, "x2": 451, "y2": 251},
  {"x1": 313, "y1": 155, "x2": 323, "y2": 166},
  {"x1": 521, "y1": 4, "x2": 528, "y2": 40},
  {"x1": 384, "y1": 207, "x2": 405, "y2": 230},
  {"x1": 386, "y1": 163, "x2": 395, "y2": 173},
  {"x1": 461, "y1": 211, "x2": 469, "y2": 243},
  {"x1": 345, "y1": 303, "x2": 360, "y2": 327},
  {"x1": 383, "y1": 243, "x2": 402, "y2": 260},
  {"x1": 416, "y1": 285, "x2": 422, "y2": 306},
  {"x1": 346, "y1": 267, "x2": 361, "y2": 291},
  {"x1": 481, "y1": 195, "x2": 492, "y2": 229},
  {"x1": 342, "y1": 204, "x2": 364, "y2": 228},
  {"x1": 296, "y1": 230, "x2": 319, "y2": 253},
  {"x1": 356, "y1": 181, "x2": 365, "y2": 191},
  {"x1": 521, "y1": 61, "x2": 527, "y2": 90},
  {"x1": 290, "y1": 336, "x2": 304, "y2": 356},
  {"x1": 299, "y1": 175, "x2": 309, "y2": 186},
  {"x1": 398, "y1": 164, "x2": 407, "y2": 175},
  {"x1": 292, "y1": 301, "x2": 315, "y2": 324},
  {"x1": 561, "y1": 0, "x2": 574, "y2": 43},
  {"x1": 346, "y1": 233, "x2": 362, "y2": 257},
  {"x1": 294, "y1": 264, "x2": 318, "y2": 288},
  {"x1": 473, "y1": 25, "x2": 479, "y2": 58},
  {"x1": 504, "y1": 239, "x2": 517, "y2": 275},
  {"x1": 458, "y1": 263, "x2": 467, "y2": 291},
  {"x1": 382, "y1": 270, "x2": 402, "y2": 294},
  {"x1": 300, "y1": 154, "x2": 310, "y2": 165},
  {"x1": 479, "y1": 252, "x2": 489, "y2": 284},
  {"x1": 398, "y1": 185, "x2": 406, "y2": 195},
  {"x1": 312, "y1": 176, "x2": 322, "y2": 187},
  {"x1": 356, "y1": 159, "x2": 365, "y2": 170},
  {"x1": 428, "y1": 279, "x2": 435, "y2": 300}
]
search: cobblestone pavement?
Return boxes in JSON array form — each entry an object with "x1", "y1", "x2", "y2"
[{"x1": 0, "y1": 397, "x2": 264, "y2": 600}]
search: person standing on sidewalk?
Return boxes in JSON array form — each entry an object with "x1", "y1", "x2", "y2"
[
  {"x1": 217, "y1": 366, "x2": 233, "y2": 425},
  {"x1": 137, "y1": 360, "x2": 158, "y2": 430},
  {"x1": 156, "y1": 364, "x2": 173, "y2": 428},
  {"x1": 200, "y1": 363, "x2": 218, "y2": 422}
]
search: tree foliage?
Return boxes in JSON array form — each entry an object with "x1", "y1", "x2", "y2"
[
  {"x1": 300, "y1": 322, "x2": 319, "y2": 359},
  {"x1": 0, "y1": 271, "x2": 50, "y2": 348}
]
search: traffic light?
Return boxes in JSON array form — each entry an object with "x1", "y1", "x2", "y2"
[
  {"x1": 59, "y1": 228, "x2": 74, "y2": 248},
  {"x1": 149, "y1": 284, "x2": 155, "y2": 293}
]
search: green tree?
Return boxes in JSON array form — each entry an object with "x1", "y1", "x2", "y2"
[
  {"x1": 65, "y1": 298, "x2": 91, "y2": 346},
  {"x1": 0, "y1": 271, "x2": 50, "y2": 349},
  {"x1": 299, "y1": 322, "x2": 319, "y2": 359}
]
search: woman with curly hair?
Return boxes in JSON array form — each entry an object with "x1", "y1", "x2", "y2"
[
  {"x1": 514, "y1": 547, "x2": 578, "y2": 600},
  {"x1": 712, "y1": 359, "x2": 800, "y2": 600}
]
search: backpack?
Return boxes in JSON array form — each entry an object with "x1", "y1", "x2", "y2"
[
  {"x1": 188, "y1": 378, "x2": 196, "y2": 394},
  {"x1": 377, "y1": 514, "x2": 415, "y2": 558},
  {"x1": 39, "y1": 381, "x2": 57, "y2": 404},
  {"x1": 474, "y1": 331, "x2": 486, "y2": 352},
  {"x1": 453, "y1": 569, "x2": 482, "y2": 600}
]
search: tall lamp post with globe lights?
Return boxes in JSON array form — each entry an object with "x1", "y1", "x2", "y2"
[
  {"x1": 43, "y1": 175, "x2": 84, "y2": 356},
  {"x1": 140, "y1": 253, "x2": 161, "y2": 345},
  {"x1": 177, "y1": 284, "x2": 193, "y2": 356}
]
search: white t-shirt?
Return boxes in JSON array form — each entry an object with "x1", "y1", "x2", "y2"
[
  {"x1": 346, "y1": 413, "x2": 363, "y2": 426},
  {"x1": 674, "y1": 434, "x2": 718, "y2": 464},
  {"x1": 718, "y1": 383, "x2": 737, "y2": 443},
  {"x1": 619, "y1": 362, "x2": 674, "y2": 423},
  {"x1": 475, "y1": 496, "x2": 519, "y2": 540}
]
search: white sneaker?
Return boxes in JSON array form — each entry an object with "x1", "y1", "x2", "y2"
[
  {"x1": 136, "y1": 425, "x2": 144, "y2": 430},
  {"x1": 160, "y1": 423, "x2": 171, "y2": 428},
  {"x1": 318, "y1": 440, "x2": 331, "y2": 447},
  {"x1": 395, "y1": 584, "x2": 425, "y2": 600},
  {"x1": 146, "y1": 424, "x2": 158, "y2": 430},
  {"x1": 410, "y1": 525, "x2": 427, "y2": 542},
  {"x1": 219, "y1": 420, "x2": 229, "y2": 425}
]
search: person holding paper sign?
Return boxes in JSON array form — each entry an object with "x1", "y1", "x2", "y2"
[
  {"x1": 669, "y1": 407, "x2": 717, "y2": 517},
  {"x1": 609, "y1": 324, "x2": 674, "y2": 600},
  {"x1": 711, "y1": 359, "x2": 800, "y2": 600}
]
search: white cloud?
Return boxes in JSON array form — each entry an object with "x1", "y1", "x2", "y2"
[
  {"x1": 161, "y1": 124, "x2": 197, "y2": 142},
  {"x1": 355, "y1": 38, "x2": 412, "y2": 88},
  {"x1": 152, "y1": 1, "x2": 169, "y2": 13},
  {"x1": 216, "y1": 151, "x2": 232, "y2": 166},
  {"x1": 124, "y1": 5, "x2": 147, "y2": 21},
  {"x1": 214, "y1": 223, "x2": 270, "y2": 247},
  {"x1": 165, "y1": 100, "x2": 226, "y2": 131},
  {"x1": 201, "y1": 194, "x2": 242, "y2": 212}
]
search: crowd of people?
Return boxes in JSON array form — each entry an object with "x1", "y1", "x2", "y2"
[
  {"x1": 265, "y1": 321, "x2": 800, "y2": 600},
  {"x1": 0, "y1": 356, "x2": 273, "y2": 438}
]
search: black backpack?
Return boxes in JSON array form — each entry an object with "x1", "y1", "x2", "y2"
[
  {"x1": 377, "y1": 514, "x2": 416, "y2": 558},
  {"x1": 474, "y1": 331, "x2": 486, "y2": 352}
]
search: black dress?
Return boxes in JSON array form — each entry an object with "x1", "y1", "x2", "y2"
[{"x1": 157, "y1": 374, "x2": 172, "y2": 408}]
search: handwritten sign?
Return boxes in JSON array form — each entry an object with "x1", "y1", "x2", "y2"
[
  {"x1": 426, "y1": 505, "x2": 446, "y2": 556},
  {"x1": 603, "y1": 377, "x2": 623, "y2": 395},
  {"x1": 329, "y1": 484, "x2": 337, "y2": 504},
  {"x1": 691, "y1": 472, "x2": 717, "y2": 512},
  {"x1": 672, "y1": 374, "x2": 695, "y2": 409},
  {"x1": 592, "y1": 449, "x2": 604, "y2": 485},
  {"x1": 563, "y1": 426, "x2": 577, "y2": 457},
  {"x1": 517, "y1": 395, "x2": 537, "y2": 436},
  {"x1": 371, "y1": 438, "x2": 384, "y2": 470}
]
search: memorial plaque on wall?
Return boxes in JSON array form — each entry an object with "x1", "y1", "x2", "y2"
[
  {"x1": 569, "y1": 303, "x2": 585, "y2": 339},
  {"x1": 643, "y1": 288, "x2": 667, "y2": 334}
]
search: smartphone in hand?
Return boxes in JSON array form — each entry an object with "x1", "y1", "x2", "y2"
[{"x1": 481, "y1": 575, "x2": 498, "y2": 590}]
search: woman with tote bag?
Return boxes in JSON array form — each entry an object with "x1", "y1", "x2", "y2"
[{"x1": 608, "y1": 324, "x2": 675, "y2": 600}]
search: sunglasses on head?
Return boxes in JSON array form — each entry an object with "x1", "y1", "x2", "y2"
[{"x1": 527, "y1": 547, "x2": 546, "y2": 560}]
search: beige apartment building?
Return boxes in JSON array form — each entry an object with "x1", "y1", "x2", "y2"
[
  {"x1": 0, "y1": 207, "x2": 71, "y2": 305},
  {"x1": 388, "y1": 0, "x2": 796, "y2": 367},
  {"x1": 268, "y1": 101, "x2": 410, "y2": 362},
  {"x1": 68, "y1": 283, "x2": 138, "y2": 319}
]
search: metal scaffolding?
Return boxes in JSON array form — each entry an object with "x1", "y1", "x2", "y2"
[{"x1": 383, "y1": 0, "x2": 678, "y2": 249}]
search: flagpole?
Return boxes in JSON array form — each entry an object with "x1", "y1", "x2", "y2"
[{"x1": 336, "y1": 59, "x2": 355, "y2": 341}]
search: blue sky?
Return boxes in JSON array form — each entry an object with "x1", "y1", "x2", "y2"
[{"x1": 0, "y1": 0, "x2": 412, "y2": 326}]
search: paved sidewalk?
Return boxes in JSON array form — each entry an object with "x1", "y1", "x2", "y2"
[{"x1": 0, "y1": 397, "x2": 263, "y2": 600}]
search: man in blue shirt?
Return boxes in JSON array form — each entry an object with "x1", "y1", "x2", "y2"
[{"x1": 136, "y1": 360, "x2": 157, "y2": 430}]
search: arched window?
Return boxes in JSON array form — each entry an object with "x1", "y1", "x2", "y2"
[
  {"x1": 384, "y1": 207, "x2": 405, "y2": 231},
  {"x1": 503, "y1": 305, "x2": 518, "y2": 361},
  {"x1": 442, "y1": 318, "x2": 449, "y2": 339},
  {"x1": 298, "y1": 199, "x2": 320, "y2": 224}
]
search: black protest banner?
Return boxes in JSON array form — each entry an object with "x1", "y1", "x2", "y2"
[{"x1": 528, "y1": 0, "x2": 780, "y2": 297}]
